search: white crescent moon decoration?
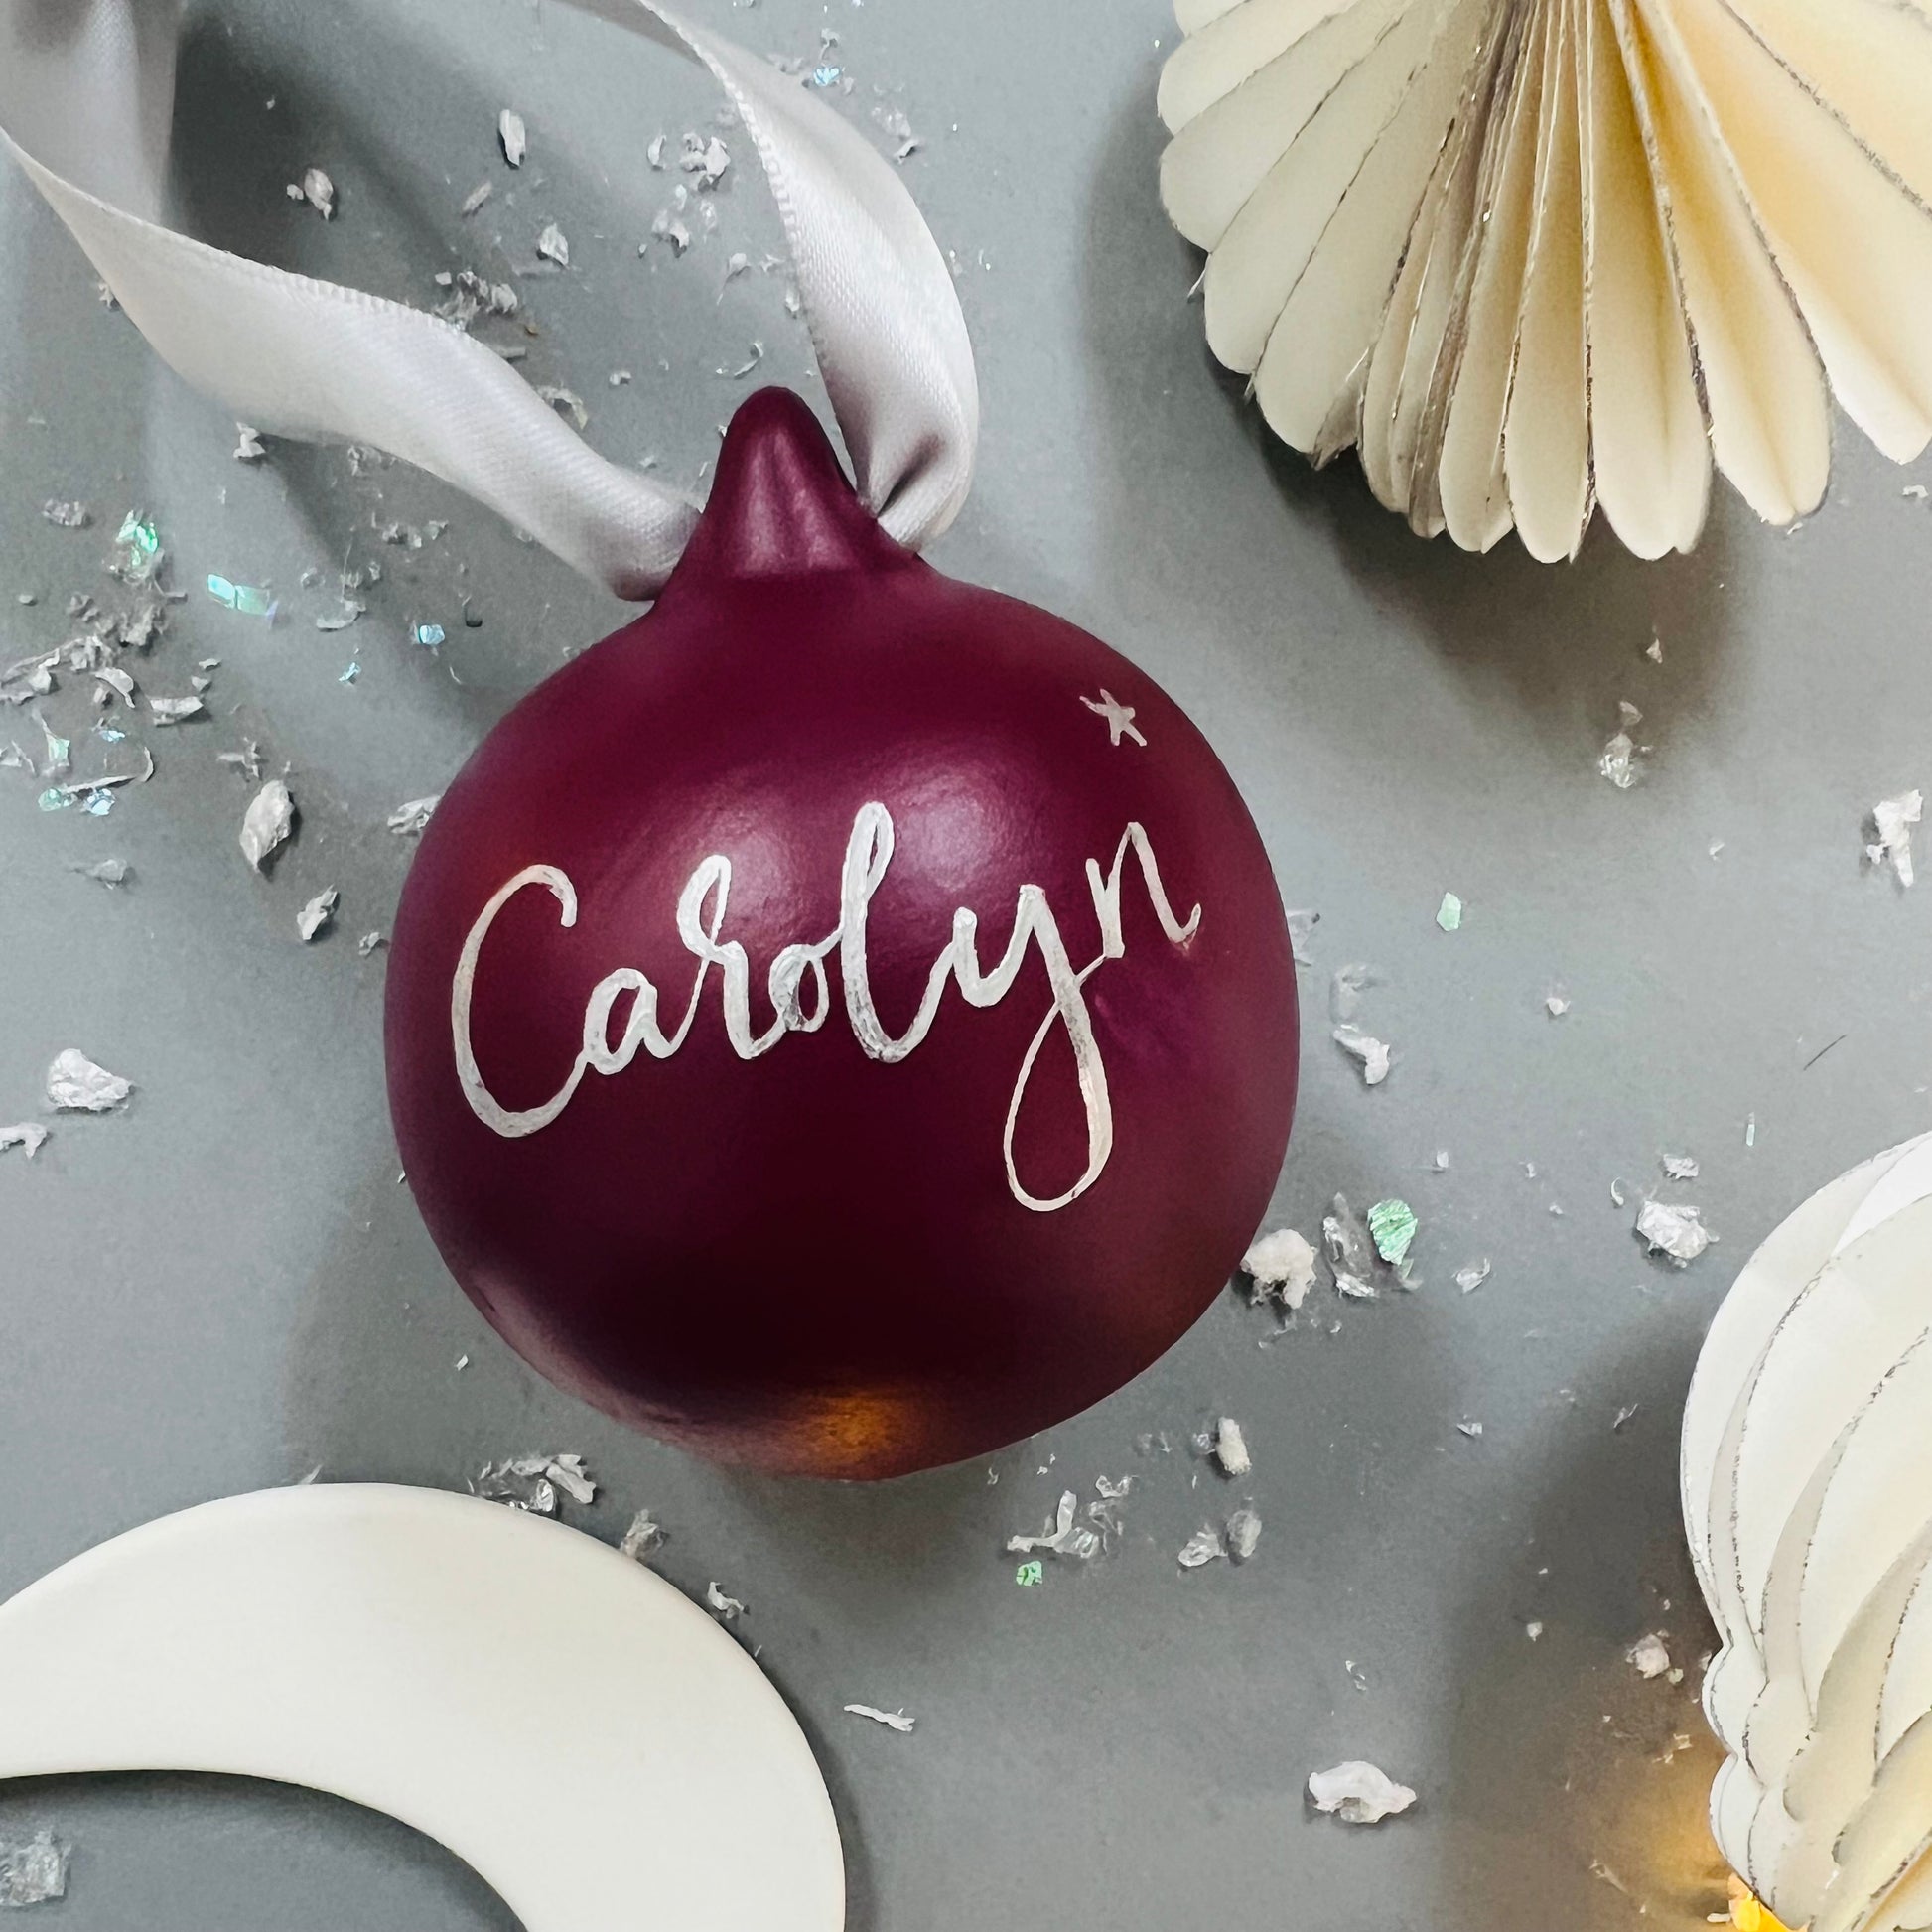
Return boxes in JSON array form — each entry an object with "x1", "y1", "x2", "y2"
[
  {"x1": 1681, "y1": 1131, "x2": 1932, "y2": 1932},
  {"x1": 0, "y1": 1485, "x2": 845, "y2": 1931},
  {"x1": 1158, "y1": 0, "x2": 1932, "y2": 562}
]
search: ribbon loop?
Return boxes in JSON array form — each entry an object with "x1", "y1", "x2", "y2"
[{"x1": 0, "y1": 0, "x2": 979, "y2": 600}]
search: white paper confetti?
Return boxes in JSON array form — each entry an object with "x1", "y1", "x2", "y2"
[
  {"x1": 1177, "y1": 1525, "x2": 1225, "y2": 1569},
  {"x1": 705, "y1": 1581, "x2": 748, "y2": 1621},
  {"x1": 537, "y1": 221, "x2": 569, "y2": 268},
  {"x1": 499, "y1": 109, "x2": 527, "y2": 167},
  {"x1": 239, "y1": 779, "x2": 295, "y2": 870},
  {"x1": 1241, "y1": 1226, "x2": 1316, "y2": 1310},
  {"x1": 0, "y1": 1123, "x2": 50, "y2": 1158},
  {"x1": 843, "y1": 1703, "x2": 915, "y2": 1732},
  {"x1": 1308, "y1": 1762, "x2": 1417, "y2": 1825},
  {"x1": 1628, "y1": 1632, "x2": 1672, "y2": 1681},
  {"x1": 619, "y1": 1509, "x2": 665, "y2": 1561},
  {"x1": 297, "y1": 887, "x2": 339, "y2": 942},
  {"x1": 1332, "y1": 1024, "x2": 1391, "y2": 1086},
  {"x1": 1225, "y1": 1507, "x2": 1262, "y2": 1563},
  {"x1": 45, "y1": 1048, "x2": 131, "y2": 1112},
  {"x1": 1866, "y1": 790, "x2": 1923, "y2": 888},
  {"x1": 387, "y1": 795, "x2": 440, "y2": 836},
  {"x1": 294, "y1": 167, "x2": 334, "y2": 218},
  {"x1": 1211, "y1": 1417, "x2": 1251, "y2": 1477}
]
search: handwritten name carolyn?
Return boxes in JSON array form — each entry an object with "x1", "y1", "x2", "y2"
[{"x1": 452, "y1": 801, "x2": 1201, "y2": 1211}]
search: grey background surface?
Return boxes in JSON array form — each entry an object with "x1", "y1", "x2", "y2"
[{"x1": 2, "y1": 1, "x2": 1927, "y2": 1926}]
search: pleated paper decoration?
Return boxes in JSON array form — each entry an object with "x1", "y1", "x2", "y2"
[
  {"x1": 1158, "y1": 0, "x2": 1932, "y2": 561},
  {"x1": 1681, "y1": 1132, "x2": 1932, "y2": 1932}
]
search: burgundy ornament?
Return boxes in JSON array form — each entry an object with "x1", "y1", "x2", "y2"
[{"x1": 387, "y1": 389, "x2": 1297, "y2": 1479}]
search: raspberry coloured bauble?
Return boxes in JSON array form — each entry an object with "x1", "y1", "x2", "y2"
[{"x1": 387, "y1": 388, "x2": 1298, "y2": 1479}]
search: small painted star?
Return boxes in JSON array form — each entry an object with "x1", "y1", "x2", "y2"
[{"x1": 1081, "y1": 688, "x2": 1146, "y2": 748}]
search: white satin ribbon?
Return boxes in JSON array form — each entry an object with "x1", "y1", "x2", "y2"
[{"x1": 0, "y1": 0, "x2": 978, "y2": 600}]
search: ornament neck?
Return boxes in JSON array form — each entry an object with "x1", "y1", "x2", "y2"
[{"x1": 669, "y1": 389, "x2": 919, "y2": 587}]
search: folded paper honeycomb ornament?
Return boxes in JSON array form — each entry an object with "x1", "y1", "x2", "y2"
[
  {"x1": 1682, "y1": 1133, "x2": 1932, "y2": 1932},
  {"x1": 1159, "y1": 0, "x2": 1932, "y2": 561}
]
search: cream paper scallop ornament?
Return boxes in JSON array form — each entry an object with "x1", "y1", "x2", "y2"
[
  {"x1": 1157, "y1": 0, "x2": 1932, "y2": 562},
  {"x1": 1681, "y1": 1132, "x2": 1932, "y2": 1932}
]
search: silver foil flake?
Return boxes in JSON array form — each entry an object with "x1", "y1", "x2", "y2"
[
  {"x1": 1546, "y1": 994, "x2": 1571, "y2": 1017},
  {"x1": 1212, "y1": 1417, "x2": 1251, "y2": 1477},
  {"x1": 704, "y1": 1581, "x2": 748, "y2": 1621},
  {"x1": 1661, "y1": 1155, "x2": 1700, "y2": 1180},
  {"x1": 843, "y1": 1703, "x2": 914, "y2": 1732},
  {"x1": 0, "y1": 1123, "x2": 50, "y2": 1158},
  {"x1": 499, "y1": 109, "x2": 527, "y2": 167},
  {"x1": 476, "y1": 1453, "x2": 596, "y2": 1515},
  {"x1": 1635, "y1": 1198, "x2": 1715, "y2": 1266},
  {"x1": 41, "y1": 500, "x2": 89, "y2": 528},
  {"x1": 869, "y1": 101, "x2": 922, "y2": 162},
  {"x1": 1323, "y1": 1194, "x2": 1377, "y2": 1300},
  {"x1": 69, "y1": 858, "x2": 128, "y2": 885},
  {"x1": 1285, "y1": 907, "x2": 1319, "y2": 966},
  {"x1": 1176, "y1": 1525, "x2": 1224, "y2": 1569},
  {"x1": 357, "y1": 931, "x2": 387, "y2": 957},
  {"x1": 297, "y1": 887, "x2": 339, "y2": 942},
  {"x1": 1225, "y1": 1508, "x2": 1262, "y2": 1563},
  {"x1": 1866, "y1": 790, "x2": 1923, "y2": 888},
  {"x1": 1308, "y1": 1761, "x2": 1417, "y2": 1825},
  {"x1": 1454, "y1": 1258, "x2": 1491, "y2": 1294},
  {"x1": 537, "y1": 385, "x2": 589, "y2": 430},
  {"x1": 240, "y1": 779, "x2": 296, "y2": 870},
  {"x1": 92, "y1": 666, "x2": 136, "y2": 704},
  {"x1": 537, "y1": 222, "x2": 570, "y2": 268},
  {"x1": 1332, "y1": 1025, "x2": 1391, "y2": 1086},
  {"x1": 0, "y1": 1831, "x2": 69, "y2": 1907},
  {"x1": 1598, "y1": 702, "x2": 1646, "y2": 789},
  {"x1": 1006, "y1": 1490, "x2": 1099, "y2": 1562},
  {"x1": 234, "y1": 423, "x2": 265, "y2": 461},
  {"x1": 1241, "y1": 1226, "x2": 1316, "y2": 1311},
  {"x1": 387, "y1": 794, "x2": 441, "y2": 836},
  {"x1": 461, "y1": 181, "x2": 492, "y2": 216},
  {"x1": 619, "y1": 1509, "x2": 665, "y2": 1560},
  {"x1": 148, "y1": 694, "x2": 203, "y2": 725},
  {"x1": 45, "y1": 1048, "x2": 131, "y2": 1112},
  {"x1": 1329, "y1": 961, "x2": 1381, "y2": 1022}
]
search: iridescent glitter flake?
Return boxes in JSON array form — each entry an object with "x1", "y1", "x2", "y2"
[{"x1": 1366, "y1": 1198, "x2": 1418, "y2": 1266}]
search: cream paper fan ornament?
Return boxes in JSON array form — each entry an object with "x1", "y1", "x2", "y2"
[
  {"x1": 1682, "y1": 1132, "x2": 1932, "y2": 1932},
  {"x1": 1157, "y1": 0, "x2": 1932, "y2": 561}
]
